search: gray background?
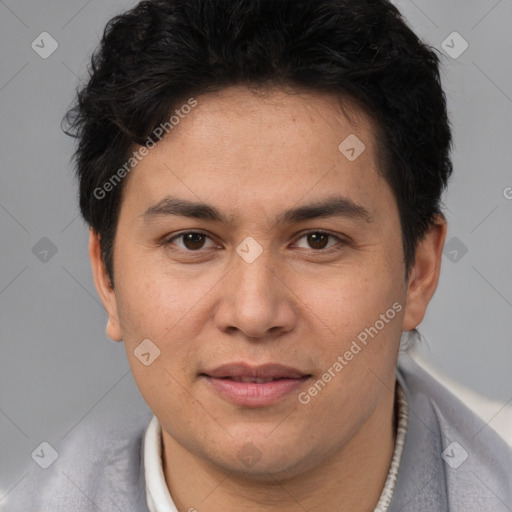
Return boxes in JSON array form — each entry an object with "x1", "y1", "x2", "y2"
[{"x1": 1, "y1": 0, "x2": 511, "y2": 505}]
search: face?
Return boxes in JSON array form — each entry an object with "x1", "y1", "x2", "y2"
[{"x1": 90, "y1": 86, "x2": 444, "y2": 480}]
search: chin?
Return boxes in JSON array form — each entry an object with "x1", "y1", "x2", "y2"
[{"x1": 205, "y1": 439, "x2": 319, "y2": 482}]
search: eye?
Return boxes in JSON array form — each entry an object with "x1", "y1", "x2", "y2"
[
  {"x1": 294, "y1": 231, "x2": 345, "y2": 250},
  {"x1": 166, "y1": 231, "x2": 219, "y2": 251},
  {"x1": 164, "y1": 230, "x2": 346, "y2": 253}
]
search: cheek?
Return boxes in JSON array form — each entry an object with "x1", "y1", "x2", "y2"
[
  {"x1": 298, "y1": 259, "x2": 405, "y2": 396},
  {"x1": 300, "y1": 270, "x2": 404, "y2": 424},
  {"x1": 298, "y1": 262, "x2": 401, "y2": 335},
  {"x1": 114, "y1": 267, "x2": 208, "y2": 412},
  {"x1": 114, "y1": 244, "x2": 205, "y2": 337}
]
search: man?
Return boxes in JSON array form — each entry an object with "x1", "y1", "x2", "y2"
[{"x1": 9, "y1": 0, "x2": 512, "y2": 510}]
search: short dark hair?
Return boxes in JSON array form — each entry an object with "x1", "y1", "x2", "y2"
[{"x1": 64, "y1": 0, "x2": 452, "y2": 284}]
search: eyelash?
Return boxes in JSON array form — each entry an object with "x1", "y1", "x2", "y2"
[{"x1": 164, "y1": 230, "x2": 347, "y2": 253}]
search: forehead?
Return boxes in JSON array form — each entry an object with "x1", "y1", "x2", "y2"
[
  {"x1": 170, "y1": 86, "x2": 377, "y2": 158},
  {"x1": 120, "y1": 86, "x2": 390, "y2": 221}
]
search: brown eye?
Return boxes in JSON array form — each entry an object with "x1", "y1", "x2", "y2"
[
  {"x1": 295, "y1": 231, "x2": 342, "y2": 250},
  {"x1": 182, "y1": 233, "x2": 206, "y2": 250},
  {"x1": 167, "y1": 231, "x2": 217, "y2": 251},
  {"x1": 307, "y1": 232, "x2": 329, "y2": 249}
]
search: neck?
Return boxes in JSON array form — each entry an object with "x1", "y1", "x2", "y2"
[{"x1": 162, "y1": 383, "x2": 397, "y2": 512}]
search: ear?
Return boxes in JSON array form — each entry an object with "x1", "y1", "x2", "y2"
[
  {"x1": 89, "y1": 229, "x2": 123, "y2": 342},
  {"x1": 402, "y1": 215, "x2": 447, "y2": 331}
]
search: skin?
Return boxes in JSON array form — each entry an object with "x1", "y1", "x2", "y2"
[{"x1": 90, "y1": 86, "x2": 446, "y2": 511}]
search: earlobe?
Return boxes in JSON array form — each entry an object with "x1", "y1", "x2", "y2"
[
  {"x1": 88, "y1": 229, "x2": 124, "y2": 342},
  {"x1": 402, "y1": 215, "x2": 447, "y2": 331},
  {"x1": 105, "y1": 316, "x2": 123, "y2": 342}
]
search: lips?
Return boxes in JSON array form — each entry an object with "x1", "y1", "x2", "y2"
[
  {"x1": 200, "y1": 363, "x2": 312, "y2": 407},
  {"x1": 202, "y1": 362, "x2": 308, "y2": 380},
  {"x1": 225, "y1": 376, "x2": 284, "y2": 383}
]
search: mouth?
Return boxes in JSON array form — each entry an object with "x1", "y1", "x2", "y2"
[
  {"x1": 200, "y1": 363, "x2": 312, "y2": 407},
  {"x1": 202, "y1": 362, "x2": 309, "y2": 380},
  {"x1": 217, "y1": 376, "x2": 297, "y2": 383}
]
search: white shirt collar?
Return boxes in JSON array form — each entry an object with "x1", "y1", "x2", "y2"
[
  {"x1": 144, "y1": 382, "x2": 409, "y2": 512},
  {"x1": 144, "y1": 414, "x2": 178, "y2": 512}
]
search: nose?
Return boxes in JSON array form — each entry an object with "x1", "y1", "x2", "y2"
[{"x1": 213, "y1": 245, "x2": 298, "y2": 340}]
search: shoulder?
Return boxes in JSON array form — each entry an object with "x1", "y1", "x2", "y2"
[
  {"x1": 6, "y1": 390, "x2": 153, "y2": 512},
  {"x1": 392, "y1": 351, "x2": 512, "y2": 512}
]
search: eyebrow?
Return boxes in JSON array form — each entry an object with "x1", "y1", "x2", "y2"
[{"x1": 141, "y1": 195, "x2": 373, "y2": 225}]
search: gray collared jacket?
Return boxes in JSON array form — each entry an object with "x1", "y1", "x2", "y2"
[{"x1": 5, "y1": 352, "x2": 512, "y2": 511}]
